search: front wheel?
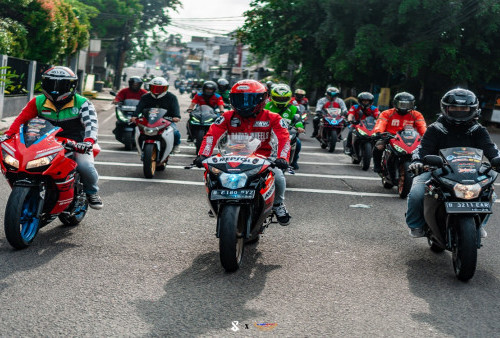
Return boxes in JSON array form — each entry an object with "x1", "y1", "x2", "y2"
[
  {"x1": 361, "y1": 142, "x2": 372, "y2": 171},
  {"x1": 398, "y1": 161, "x2": 413, "y2": 199},
  {"x1": 143, "y1": 143, "x2": 157, "y2": 179},
  {"x1": 123, "y1": 130, "x2": 134, "y2": 151},
  {"x1": 328, "y1": 130, "x2": 337, "y2": 153},
  {"x1": 452, "y1": 216, "x2": 478, "y2": 281},
  {"x1": 4, "y1": 186, "x2": 42, "y2": 249},
  {"x1": 218, "y1": 205, "x2": 245, "y2": 272}
]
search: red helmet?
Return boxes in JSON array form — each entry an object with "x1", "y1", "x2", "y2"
[{"x1": 230, "y1": 80, "x2": 268, "y2": 118}]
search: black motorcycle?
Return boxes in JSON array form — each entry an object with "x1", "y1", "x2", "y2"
[
  {"x1": 187, "y1": 105, "x2": 219, "y2": 154},
  {"x1": 344, "y1": 116, "x2": 376, "y2": 171},
  {"x1": 202, "y1": 136, "x2": 277, "y2": 272},
  {"x1": 420, "y1": 148, "x2": 499, "y2": 281},
  {"x1": 111, "y1": 98, "x2": 139, "y2": 150}
]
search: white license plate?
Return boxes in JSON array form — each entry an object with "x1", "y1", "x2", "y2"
[
  {"x1": 210, "y1": 189, "x2": 255, "y2": 200},
  {"x1": 445, "y1": 202, "x2": 492, "y2": 213}
]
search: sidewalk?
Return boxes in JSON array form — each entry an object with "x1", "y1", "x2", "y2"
[{"x1": 0, "y1": 116, "x2": 16, "y2": 134}]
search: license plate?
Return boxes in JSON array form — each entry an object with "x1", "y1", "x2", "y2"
[
  {"x1": 445, "y1": 201, "x2": 492, "y2": 213},
  {"x1": 210, "y1": 189, "x2": 255, "y2": 200}
]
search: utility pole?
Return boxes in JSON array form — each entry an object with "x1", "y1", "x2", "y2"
[{"x1": 113, "y1": 20, "x2": 130, "y2": 90}]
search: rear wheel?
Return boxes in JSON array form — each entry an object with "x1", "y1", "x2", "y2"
[
  {"x1": 218, "y1": 205, "x2": 245, "y2": 272},
  {"x1": 398, "y1": 161, "x2": 413, "y2": 199},
  {"x1": 143, "y1": 143, "x2": 157, "y2": 178},
  {"x1": 328, "y1": 130, "x2": 337, "y2": 153},
  {"x1": 452, "y1": 216, "x2": 477, "y2": 281},
  {"x1": 123, "y1": 130, "x2": 134, "y2": 150},
  {"x1": 361, "y1": 142, "x2": 372, "y2": 171},
  {"x1": 194, "y1": 128, "x2": 206, "y2": 155},
  {"x1": 4, "y1": 187, "x2": 41, "y2": 249}
]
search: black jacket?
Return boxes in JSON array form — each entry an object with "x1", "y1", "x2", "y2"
[
  {"x1": 133, "y1": 92, "x2": 180, "y2": 118},
  {"x1": 412, "y1": 115, "x2": 500, "y2": 162}
]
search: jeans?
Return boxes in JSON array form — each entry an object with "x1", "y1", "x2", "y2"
[
  {"x1": 291, "y1": 138, "x2": 301, "y2": 167},
  {"x1": 405, "y1": 172, "x2": 431, "y2": 229},
  {"x1": 75, "y1": 152, "x2": 99, "y2": 194},
  {"x1": 171, "y1": 122, "x2": 181, "y2": 146},
  {"x1": 271, "y1": 167, "x2": 286, "y2": 204}
]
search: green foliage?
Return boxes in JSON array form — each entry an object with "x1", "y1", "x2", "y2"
[
  {"x1": 0, "y1": 66, "x2": 28, "y2": 95},
  {"x1": 0, "y1": 18, "x2": 28, "y2": 57}
]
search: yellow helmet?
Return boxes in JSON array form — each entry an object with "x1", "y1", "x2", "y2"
[{"x1": 271, "y1": 84, "x2": 292, "y2": 107}]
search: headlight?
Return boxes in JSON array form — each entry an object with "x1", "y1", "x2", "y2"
[
  {"x1": 144, "y1": 127, "x2": 158, "y2": 136},
  {"x1": 219, "y1": 173, "x2": 247, "y2": 189},
  {"x1": 454, "y1": 183, "x2": 481, "y2": 200},
  {"x1": 209, "y1": 166, "x2": 221, "y2": 175},
  {"x1": 26, "y1": 154, "x2": 56, "y2": 169},
  {"x1": 191, "y1": 116, "x2": 200, "y2": 122},
  {"x1": 358, "y1": 129, "x2": 367, "y2": 136},
  {"x1": 3, "y1": 153, "x2": 19, "y2": 169},
  {"x1": 393, "y1": 145, "x2": 406, "y2": 153},
  {"x1": 205, "y1": 118, "x2": 214, "y2": 123}
]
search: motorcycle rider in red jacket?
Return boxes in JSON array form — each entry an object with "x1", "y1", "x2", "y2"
[{"x1": 194, "y1": 80, "x2": 292, "y2": 225}]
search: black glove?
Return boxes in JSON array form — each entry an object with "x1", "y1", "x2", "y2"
[
  {"x1": 274, "y1": 158, "x2": 289, "y2": 170},
  {"x1": 408, "y1": 161, "x2": 424, "y2": 175},
  {"x1": 194, "y1": 155, "x2": 207, "y2": 168},
  {"x1": 74, "y1": 141, "x2": 93, "y2": 154},
  {"x1": 0, "y1": 134, "x2": 11, "y2": 143}
]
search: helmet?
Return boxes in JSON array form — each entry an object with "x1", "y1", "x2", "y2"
[
  {"x1": 230, "y1": 80, "x2": 268, "y2": 118},
  {"x1": 202, "y1": 80, "x2": 217, "y2": 96},
  {"x1": 440, "y1": 88, "x2": 479, "y2": 124},
  {"x1": 270, "y1": 84, "x2": 292, "y2": 108},
  {"x1": 294, "y1": 88, "x2": 306, "y2": 100},
  {"x1": 357, "y1": 92, "x2": 374, "y2": 108},
  {"x1": 393, "y1": 92, "x2": 415, "y2": 115},
  {"x1": 149, "y1": 77, "x2": 169, "y2": 99},
  {"x1": 128, "y1": 76, "x2": 143, "y2": 92},
  {"x1": 326, "y1": 87, "x2": 340, "y2": 98},
  {"x1": 217, "y1": 78, "x2": 229, "y2": 92},
  {"x1": 265, "y1": 80, "x2": 274, "y2": 93},
  {"x1": 41, "y1": 66, "x2": 78, "y2": 108}
]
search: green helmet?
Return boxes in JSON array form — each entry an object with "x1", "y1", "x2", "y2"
[{"x1": 270, "y1": 84, "x2": 292, "y2": 108}]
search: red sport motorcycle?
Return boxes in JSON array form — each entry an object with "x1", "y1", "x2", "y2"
[
  {"x1": 0, "y1": 118, "x2": 100, "y2": 249},
  {"x1": 375, "y1": 125, "x2": 422, "y2": 198},
  {"x1": 201, "y1": 136, "x2": 276, "y2": 272},
  {"x1": 345, "y1": 115, "x2": 376, "y2": 171}
]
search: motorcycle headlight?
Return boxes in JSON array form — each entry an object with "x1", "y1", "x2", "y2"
[
  {"x1": 144, "y1": 127, "x2": 158, "y2": 136},
  {"x1": 191, "y1": 116, "x2": 200, "y2": 122},
  {"x1": 209, "y1": 166, "x2": 222, "y2": 175},
  {"x1": 3, "y1": 152, "x2": 19, "y2": 169},
  {"x1": 26, "y1": 154, "x2": 56, "y2": 170},
  {"x1": 219, "y1": 173, "x2": 247, "y2": 189},
  {"x1": 358, "y1": 129, "x2": 367, "y2": 136},
  {"x1": 454, "y1": 183, "x2": 481, "y2": 200},
  {"x1": 393, "y1": 144, "x2": 406, "y2": 154},
  {"x1": 205, "y1": 118, "x2": 214, "y2": 123}
]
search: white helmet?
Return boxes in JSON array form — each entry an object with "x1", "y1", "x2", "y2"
[{"x1": 149, "y1": 77, "x2": 169, "y2": 99}]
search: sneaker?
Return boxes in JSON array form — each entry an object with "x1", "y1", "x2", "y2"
[
  {"x1": 172, "y1": 145, "x2": 180, "y2": 154},
  {"x1": 291, "y1": 163, "x2": 299, "y2": 170},
  {"x1": 272, "y1": 203, "x2": 291, "y2": 226},
  {"x1": 208, "y1": 210, "x2": 215, "y2": 218},
  {"x1": 409, "y1": 227, "x2": 425, "y2": 238},
  {"x1": 287, "y1": 167, "x2": 295, "y2": 175},
  {"x1": 344, "y1": 148, "x2": 352, "y2": 156},
  {"x1": 480, "y1": 227, "x2": 487, "y2": 238},
  {"x1": 87, "y1": 194, "x2": 103, "y2": 210}
]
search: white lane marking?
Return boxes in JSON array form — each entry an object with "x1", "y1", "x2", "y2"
[
  {"x1": 95, "y1": 161, "x2": 203, "y2": 170},
  {"x1": 298, "y1": 161, "x2": 356, "y2": 166},
  {"x1": 99, "y1": 149, "x2": 193, "y2": 157},
  {"x1": 97, "y1": 140, "x2": 196, "y2": 150},
  {"x1": 101, "y1": 112, "x2": 116, "y2": 125},
  {"x1": 99, "y1": 175, "x2": 397, "y2": 197},
  {"x1": 98, "y1": 134, "x2": 116, "y2": 137}
]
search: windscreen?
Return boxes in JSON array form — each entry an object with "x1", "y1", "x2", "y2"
[
  {"x1": 440, "y1": 147, "x2": 483, "y2": 177},
  {"x1": 218, "y1": 134, "x2": 261, "y2": 157},
  {"x1": 23, "y1": 118, "x2": 56, "y2": 147},
  {"x1": 142, "y1": 108, "x2": 167, "y2": 124}
]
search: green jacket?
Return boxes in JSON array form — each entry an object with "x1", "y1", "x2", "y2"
[{"x1": 265, "y1": 102, "x2": 304, "y2": 129}]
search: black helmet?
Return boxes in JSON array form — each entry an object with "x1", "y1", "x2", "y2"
[
  {"x1": 326, "y1": 86, "x2": 340, "y2": 98},
  {"x1": 41, "y1": 66, "x2": 78, "y2": 108},
  {"x1": 217, "y1": 78, "x2": 229, "y2": 92},
  {"x1": 440, "y1": 88, "x2": 479, "y2": 124},
  {"x1": 357, "y1": 92, "x2": 374, "y2": 108},
  {"x1": 202, "y1": 81, "x2": 217, "y2": 96},
  {"x1": 393, "y1": 92, "x2": 415, "y2": 115},
  {"x1": 128, "y1": 76, "x2": 143, "y2": 92},
  {"x1": 265, "y1": 80, "x2": 274, "y2": 93}
]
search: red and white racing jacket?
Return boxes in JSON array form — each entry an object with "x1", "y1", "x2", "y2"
[{"x1": 198, "y1": 109, "x2": 291, "y2": 161}]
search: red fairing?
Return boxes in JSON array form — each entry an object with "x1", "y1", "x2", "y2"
[
  {"x1": 389, "y1": 132, "x2": 422, "y2": 153},
  {"x1": 198, "y1": 109, "x2": 291, "y2": 161}
]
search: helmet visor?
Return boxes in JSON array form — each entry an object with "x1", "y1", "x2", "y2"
[
  {"x1": 271, "y1": 95, "x2": 291, "y2": 103},
  {"x1": 327, "y1": 92, "x2": 338, "y2": 97},
  {"x1": 230, "y1": 92, "x2": 265, "y2": 113},
  {"x1": 150, "y1": 85, "x2": 168, "y2": 95},
  {"x1": 447, "y1": 106, "x2": 472, "y2": 120},
  {"x1": 395, "y1": 101, "x2": 414, "y2": 110},
  {"x1": 42, "y1": 78, "x2": 76, "y2": 101}
]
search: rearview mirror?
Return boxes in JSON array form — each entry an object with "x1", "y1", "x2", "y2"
[{"x1": 424, "y1": 155, "x2": 444, "y2": 168}]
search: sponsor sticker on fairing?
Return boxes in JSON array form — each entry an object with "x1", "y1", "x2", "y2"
[{"x1": 214, "y1": 116, "x2": 225, "y2": 125}]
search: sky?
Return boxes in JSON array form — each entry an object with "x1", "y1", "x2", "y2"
[{"x1": 166, "y1": 0, "x2": 253, "y2": 42}]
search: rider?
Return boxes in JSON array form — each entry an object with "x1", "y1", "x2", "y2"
[
  {"x1": 312, "y1": 86, "x2": 347, "y2": 138},
  {"x1": 265, "y1": 80, "x2": 275, "y2": 100},
  {"x1": 216, "y1": 78, "x2": 231, "y2": 106},
  {"x1": 265, "y1": 84, "x2": 305, "y2": 171},
  {"x1": 344, "y1": 92, "x2": 379, "y2": 155},
  {"x1": 194, "y1": 79, "x2": 292, "y2": 226},
  {"x1": 291, "y1": 88, "x2": 309, "y2": 111},
  {"x1": 113, "y1": 76, "x2": 147, "y2": 104},
  {"x1": 372, "y1": 92, "x2": 427, "y2": 173},
  {"x1": 0, "y1": 66, "x2": 103, "y2": 209},
  {"x1": 131, "y1": 77, "x2": 182, "y2": 153},
  {"x1": 406, "y1": 89, "x2": 500, "y2": 238}
]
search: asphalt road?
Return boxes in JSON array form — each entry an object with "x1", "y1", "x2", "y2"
[{"x1": 1, "y1": 69, "x2": 500, "y2": 336}]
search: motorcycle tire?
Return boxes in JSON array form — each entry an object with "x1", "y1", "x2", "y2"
[
  {"x1": 428, "y1": 237, "x2": 445, "y2": 253},
  {"x1": 143, "y1": 143, "x2": 157, "y2": 179},
  {"x1": 123, "y1": 130, "x2": 134, "y2": 151},
  {"x1": 320, "y1": 143, "x2": 327, "y2": 149},
  {"x1": 194, "y1": 129, "x2": 206, "y2": 155},
  {"x1": 361, "y1": 142, "x2": 372, "y2": 171},
  {"x1": 328, "y1": 130, "x2": 337, "y2": 153},
  {"x1": 398, "y1": 161, "x2": 413, "y2": 199},
  {"x1": 218, "y1": 205, "x2": 245, "y2": 272},
  {"x1": 382, "y1": 177, "x2": 393, "y2": 189},
  {"x1": 4, "y1": 186, "x2": 42, "y2": 249},
  {"x1": 452, "y1": 216, "x2": 477, "y2": 281}
]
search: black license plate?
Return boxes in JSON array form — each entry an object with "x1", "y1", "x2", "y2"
[
  {"x1": 210, "y1": 189, "x2": 255, "y2": 200},
  {"x1": 445, "y1": 201, "x2": 492, "y2": 213}
]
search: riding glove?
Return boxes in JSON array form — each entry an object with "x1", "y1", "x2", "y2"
[
  {"x1": 194, "y1": 155, "x2": 207, "y2": 168},
  {"x1": 275, "y1": 158, "x2": 289, "y2": 170},
  {"x1": 408, "y1": 161, "x2": 424, "y2": 175}
]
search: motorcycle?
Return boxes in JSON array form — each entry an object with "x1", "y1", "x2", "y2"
[
  {"x1": 134, "y1": 108, "x2": 175, "y2": 178},
  {"x1": 283, "y1": 114, "x2": 301, "y2": 174},
  {"x1": 317, "y1": 107, "x2": 345, "y2": 153},
  {"x1": 375, "y1": 125, "x2": 421, "y2": 198},
  {"x1": 201, "y1": 136, "x2": 277, "y2": 272},
  {"x1": 111, "y1": 97, "x2": 139, "y2": 150},
  {"x1": 419, "y1": 148, "x2": 500, "y2": 281},
  {"x1": 344, "y1": 116, "x2": 376, "y2": 171},
  {"x1": 0, "y1": 118, "x2": 100, "y2": 249},
  {"x1": 187, "y1": 105, "x2": 219, "y2": 154}
]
